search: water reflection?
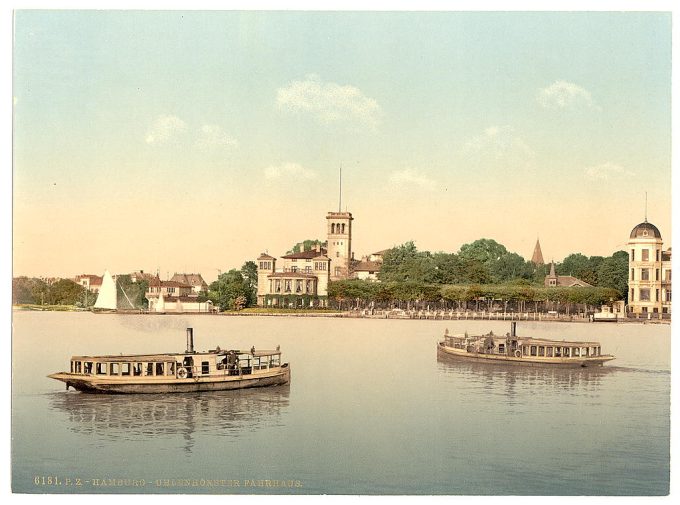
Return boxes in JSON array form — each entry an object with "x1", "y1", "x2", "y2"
[
  {"x1": 48, "y1": 386, "x2": 290, "y2": 454},
  {"x1": 436, "y1": 354, "x2": 614, "y2": 402}
]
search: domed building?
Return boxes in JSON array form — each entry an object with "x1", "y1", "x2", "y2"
[{"x1": 627, "y1": 220, "x2": 672, "y2": 317}]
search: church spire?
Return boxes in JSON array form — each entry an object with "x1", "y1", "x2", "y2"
[{"x1": 531, "y1": 238, "x2": 545, "y2": 265}]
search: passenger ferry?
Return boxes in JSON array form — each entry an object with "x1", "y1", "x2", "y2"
[
  {"x1": 49, "y1": 328, "x2": 291, "y2": 393},
  {"x1": 437, "y1": 322, "x2": 615, "y2": 367}
]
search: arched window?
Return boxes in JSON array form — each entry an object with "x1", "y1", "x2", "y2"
[
  {"x1": 331, "y1": 223, "x2": 335, "y2": 234},
  {"x1": 341, "y1": 223, "x2": 345, "y2": 234}
]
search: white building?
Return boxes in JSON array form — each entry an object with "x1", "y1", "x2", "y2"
[{"x1": 627, "y1": 220, "x2": 671, "y2": 316}]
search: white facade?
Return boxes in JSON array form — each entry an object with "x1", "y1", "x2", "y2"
[{"x1": 627, "y1": 221, "x2": 671, "y2": 316}]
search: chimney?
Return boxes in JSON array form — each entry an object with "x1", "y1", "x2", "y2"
[{"x1": 186, "y1": 327, "x2": 195, "y2": 354}]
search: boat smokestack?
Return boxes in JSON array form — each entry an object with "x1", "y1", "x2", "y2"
[
  {"x1": 186, "y1": 327, "x2": 195, "y2": 353},
  {"x1": 511, "y1": 322, "x2": 517, "y2": 337}
]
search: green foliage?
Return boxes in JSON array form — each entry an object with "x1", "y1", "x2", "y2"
[
  {"x1": 12, "y1": 277, "x2": 49, "y2": 304},
  {"x1": 240, "y1": 261, "x2": 258, "y2": 291},
  {"x1": 115, "y1": 275, "x2": 148, "y2": 309},
  {"x1": 328, "y1": 279, "x2": 622, "y2": 310},
  {"x1": 288, "y1": 239, "x2": 326, "y2": 254},
  {"x1": 208, "y1": 269, "x2": 255, "y2": 310},
  {"x1": 46, "y1": 279, "x2": 86, "y2": 306}
]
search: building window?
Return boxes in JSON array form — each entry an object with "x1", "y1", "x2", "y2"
[
  {"x1": 630, "y1": 249, "x2": 635, "y2": 261},
  {"x1": 640, "y1": 289, "x2": 650, "y2": 301},
  {"x1": 336, "y1": 252, "x2": 340, "y2": 257},
  {"x1": 291, "y1": 266, "x2": 298, "y2": 273},
  {"x1": 656, "y1": 250, "x2": 660, "y2": 261},
  {"x1": 666, "y1": 271, "x2": 672, "y2": 282},
  {"x1": 641, "y1": 269, "x2": 649, "y2": 281},
  {"x1": 667, "y1": 290, "x2": 672, "y2": 302},
  {"x1": 335, "y1": 267, "x2": 341, "y2": 277},
  {"x1": 630, "y1": 288, "x2": 634, "y2": 301},
  {"x1": 284, "y1": 280, "x2": 291, "y2": 293},
  {"x1": 275, "y1": 280, "x2": 281, "y2": 293},
  {"x1": 305, "y1": 266, "x2": 311, "y2": 273},
  {"x1": 642, "y1": 249, "x2": 649, "y2": 261},
  {"x1": 656, "y1": 289, "x2": 660, "y2": 301},
  {"x1": 295, "y1": 280, "x2": 302, "y2": 293},
  {"x1": 630, "y1": 269, "x2": 635, "y2": 280},
  {"x1": 656, "y1": 269, "x2": 660, "y2": 281}
]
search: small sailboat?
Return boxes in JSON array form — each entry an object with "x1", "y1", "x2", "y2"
[{"x1": 92, "y1": 270, "x2": 117, "y2": 313}]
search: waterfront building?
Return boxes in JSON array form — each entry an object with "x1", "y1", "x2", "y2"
[
  {"x1": 170, "y1": 273, "x2": 209, "y2": 295},
  {"x1": 544, "y1": 262, "x2": 592, "y2": 287},
  {"x1": 74, "y1": 274, "x2": 103, "y2": 293},
  {"x1": 627, "y1": 221, "x2": 671, "y2": 316},
  {"x1": 146, "y1": 275, "x2": 212, "y2": 313},
  {"x1": 327, "y1": 211, "x2": 353, "y2": 280},
  {"x1": 257, "y1": 246, "x2": 331, "y2": 307}
]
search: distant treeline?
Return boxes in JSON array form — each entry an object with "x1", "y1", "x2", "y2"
[
  {"x1": 375, "y1": 239, "x2": 627, "y2": 291},
  {"x1": 328, "y1": 239, "x2": 627, "y2": 311},
  {"x1": 12, "y1": 275, "x2": 148, "y2": 309}
]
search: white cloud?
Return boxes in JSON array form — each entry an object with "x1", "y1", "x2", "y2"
[
  {"x1": 195, "y1": 124, "x2": 238, "y2": 150},
  {"x1": 276, "y1": 74, "x2": 381, "y2": 128},
  {"x1": 537, "y1": 80, "x2": 596, "y2": 110},
  {"x1": 145, "y1": 115, "x2": 187, "y2": 145},
  {"x1": 463, "y1": 125, "x2": 535, "y2": 161},
  {"x1": 584, "y1": 162, "x2": 633, "y2": 180},
  {"x1": 264, "y1": 162, "x2": 317, "y2": 180},
  {"x1": 389, "y1": 169, "x2": 437, "y2": 191}
]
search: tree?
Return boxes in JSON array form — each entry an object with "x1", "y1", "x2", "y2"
[
  {"x1": 115, "y1": 275, "x2": 148, "y2": 309},
  {"x1": 240, "y1": 261, "x2": 258, "y2": 292},
  {"x1": 208, "y1": 270, "x2": 254, "y2": 310},
  {"x1": 458, "y1": 238, "x2": 508, "y2": 264},
  {"x1": 378, "y1": 242, "x2": 437, "y2": 283},
  {"x1": 47, "y1": 279, "x2": 86, "y2": 305},
  {"x1": 287, "y1": 239, "x2": 326, "y2": 254},
  {"x1": 596, "y1": 251, "x2": 629, "y2": 299}
]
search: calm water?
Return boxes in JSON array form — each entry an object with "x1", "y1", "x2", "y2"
[{"x1": 11, "y1": 311, "x2": 670, "y2": 495}]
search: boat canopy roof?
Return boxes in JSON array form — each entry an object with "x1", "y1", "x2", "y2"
[
  {"x1": 446, "y1": 333, "x2": 601, "y2": 347},
  {"x1": 71, "y1": 349, "x2": 282, "y2": 362}
]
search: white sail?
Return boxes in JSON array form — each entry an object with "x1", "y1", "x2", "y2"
[
  {"x1": 94, "y1": 270, "x2": 117, "y2": 310},
  {"x1": 155, "y1": 292, "x2": 165, "y2": 312}
]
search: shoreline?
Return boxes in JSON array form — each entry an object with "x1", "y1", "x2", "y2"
[{"x1": 11, "y1": 305, "x2": 671, "y2": 324}]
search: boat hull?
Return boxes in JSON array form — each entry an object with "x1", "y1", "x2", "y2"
[
  {"x1": 437, "y1": 342, "x2": 614, "y2": 368},
  {"x1": 49, "y1": 364, "x2": 291, "y2": 394}
]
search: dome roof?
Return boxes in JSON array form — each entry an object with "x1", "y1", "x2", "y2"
[{"x1": 629, "y1": 221, "x2": 662, "y2": 239}]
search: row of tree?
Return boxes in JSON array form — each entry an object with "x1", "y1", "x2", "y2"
[
  {"x1": 377, "y1": 239, "x2": 628, "y2": 296},
  {"x1": 328, "y1": 279, "x2": 621, "y2": 313}
]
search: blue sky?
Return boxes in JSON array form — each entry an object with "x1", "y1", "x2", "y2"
[{"x1": 12, "y1": 10, "x2": 672, "y2": 279}]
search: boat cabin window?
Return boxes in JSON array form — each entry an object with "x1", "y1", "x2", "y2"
[
  {"x1": 145, "y1": 363, "x2": 154, "y2": 376},
  {"x1": 96, "y1": 363, "x2": 107, "y2": 375},
  {"x1": 121, "y1": 363, "x2": 131, "y2": 376},
  {"x1": 538, "y1": 346, "x2": 545, "y2": 357},
  {"x1": 530, "y1": 346, "x2": 537, "y2": 357},
  {"x1": 84, "y1": 362, "x2": 93, "y2": 374},
  {"x1": 110, "y1": 363, "x2": 119, "y2": 375},
  {"x1": 563, "y1": 347, "x2": 570, "y2": 357},
  {"x1": 546, "y1": 347, "x2": 553, "y2": 357},
  {"x1": 133, "y1": 363, "x2": 142, "y2": 376},
  {"x1": 498, "y1": 343, "x2": 505, "y2": 354},
  {"x1": 573, "y1": 348, "x2": 580, "y2": 357},
  {"x1": 72, "y1": 361, "x2": 82, "y2": 373},
  {"x1": 201, "y1": 361, "x2": 210, "y2": 375},
  {"x1": 167, "y1": 362, "x2": 175, "y2": 375},
  {"x1": 156, "y1": 363, "x2": 164, "y2": 376},
  {"x1": 269, "y1": 355, "x2": 280, "y2": 367},
  {"x1": 554, "y1": 348, "x2": 561, "y2": 357}
]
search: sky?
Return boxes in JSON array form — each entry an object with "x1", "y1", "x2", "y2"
[{"x1": 11, "y1": 9, "x2": 673, "y2": 282}]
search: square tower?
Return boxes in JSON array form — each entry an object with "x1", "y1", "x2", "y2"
[{"x1": 326, "y1": 211, "x2": 353, "y2": 280}]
